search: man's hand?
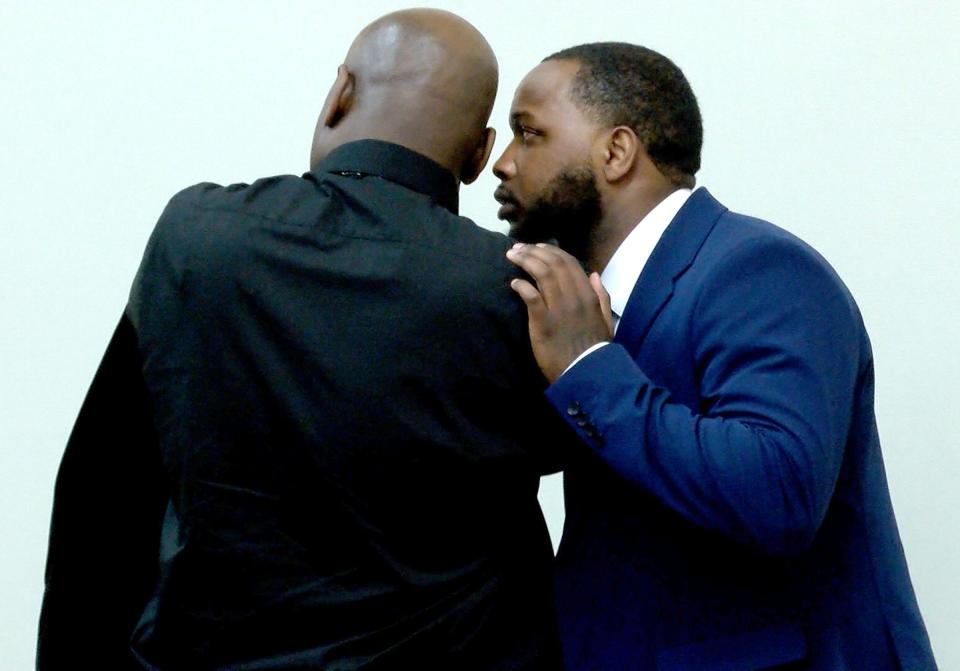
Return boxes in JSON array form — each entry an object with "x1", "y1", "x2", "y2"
[{"x1": 506, "y1": 243, "x2": 613, "y2": 383}]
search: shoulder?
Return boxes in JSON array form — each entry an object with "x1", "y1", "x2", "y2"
[
  {"x1": 433, "y1": 211, "x2": 516, "y2": 267},
  {"x1": 149, "y1": 174, "x2": 322, "y2": 256},
  {"x1": 433, "y1": 213, "x2": 533, "y2": 308},
  {"x1": 404, "y1": 208, "x2": 523, "y2": 318},
  {"x1": 161, "y1": 174, "x2": 313, "y2": 223},
  {"x1": 701, "y1": 207, "x2": 846, "y2": 291},
  {"x1": 690, "y1": 206, "x2": 865, "y2": 339},
  {"x1": 335, "y1": 176, "x2": 521, "y2": 287}
]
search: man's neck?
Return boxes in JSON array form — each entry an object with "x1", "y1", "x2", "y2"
[{"x1": 587, "y1": 183, "x2": 682, "y2": 272}]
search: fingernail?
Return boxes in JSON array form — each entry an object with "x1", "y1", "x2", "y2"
[{"x1": 512, "y1": 242, "x2": 524, "y2": 249}]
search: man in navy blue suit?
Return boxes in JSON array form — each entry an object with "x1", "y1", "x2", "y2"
[{"x1": 496, "y1": 43, "x2": 937, "y2": 670}]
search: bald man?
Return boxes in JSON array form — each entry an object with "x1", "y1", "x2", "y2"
[{"x1": 38, "y1": 10, "x2": 566, "y2": 670}]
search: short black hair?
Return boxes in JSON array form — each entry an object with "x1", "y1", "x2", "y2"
[{"x1": 545, "y1": 42, "x2": 702, "y2": 187}]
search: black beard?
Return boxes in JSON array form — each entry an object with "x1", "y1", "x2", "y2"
[{"x1": 508, "y1": 164, "x2": 602, "y2": 261}]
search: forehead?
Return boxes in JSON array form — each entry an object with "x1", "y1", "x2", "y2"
[{"x1": 510, "y1": 59, "x2": 586, "y2": 121}]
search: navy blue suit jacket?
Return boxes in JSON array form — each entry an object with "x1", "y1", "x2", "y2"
[{"x1": 548, "y1": 189, "x2": 936, "y2": 670}]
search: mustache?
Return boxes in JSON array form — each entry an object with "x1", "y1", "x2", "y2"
[{"x1": 493, "y1": 185, "x2": 518, "y2": 206}]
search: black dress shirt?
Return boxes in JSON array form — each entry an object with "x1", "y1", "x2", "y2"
[{"x1": 39, "y1": 141, "x2": 567, "y2": 670}]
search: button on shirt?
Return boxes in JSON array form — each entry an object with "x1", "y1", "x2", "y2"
[{"x1": 564, "y1": 188, "x2": 692, "y2": 373}]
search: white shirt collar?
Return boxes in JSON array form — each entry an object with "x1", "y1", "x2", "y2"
[{"x1": 601, "y1": 188, "x2": 693, "y2": 332}]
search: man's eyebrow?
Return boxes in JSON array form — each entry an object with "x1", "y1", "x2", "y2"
[{"x1": 510, "y1": 111, "x2": 532, "y2": 129}]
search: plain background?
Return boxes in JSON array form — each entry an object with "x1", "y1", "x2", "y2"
[{"x1": 2, "y1": 1, "x2": 957, "y2": 667}]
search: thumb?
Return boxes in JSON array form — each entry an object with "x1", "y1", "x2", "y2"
[{"x1": 589, "y1": 272, "x2": 613, "y2": 337}]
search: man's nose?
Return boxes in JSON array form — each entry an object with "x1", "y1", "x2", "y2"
[{"x1": 492, "y1": 144, "x2": 516, "y2": 181}]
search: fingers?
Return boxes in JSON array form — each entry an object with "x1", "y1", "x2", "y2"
[
  {"x1": 509, "y1": 278, "x2": 547, "y2": 320},
  {"x1": 507, "y1": 246, "x2": 557, "y2": 294},
  {"x1": 589, "y1": 272, "x2": 614, "y2": 337},
  {"x1": 507, "y1": 242, "x2": 582, "y2": 273},
  {"x1": 505, "y1": 244, "x2": 612, "y2": 382},
  {"x1": 509, "y1": 277, "x2": 541, "y2": 303},
  {"x1": 506, "y1": 243, "x2": 585, "y2": 304}
]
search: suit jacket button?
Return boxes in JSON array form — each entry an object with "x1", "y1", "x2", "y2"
[
  {"x1": 567, "y1": 402, "x2": 581, "y2": 416},
  {"x1": 577, "y1": 418, "x2": 589, "y2": 427}
]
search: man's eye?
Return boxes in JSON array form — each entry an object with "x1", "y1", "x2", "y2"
[{"x1": 518, "y1": 126, "x2": 539, "y2": 142}]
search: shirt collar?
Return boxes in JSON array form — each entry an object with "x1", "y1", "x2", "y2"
[
  {"x1": 312, "y1": 139, "x2": 460, "y2": 214},
  {"x1": 601, "y1": 188, "x2": 693, "y2": 326}
]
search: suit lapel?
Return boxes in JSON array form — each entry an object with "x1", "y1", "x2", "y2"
[{"x1": 614, "y1": 188, "x2": 728, "y2": 358}]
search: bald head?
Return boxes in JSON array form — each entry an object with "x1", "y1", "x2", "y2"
[{"x1": 310, "y1": 9, "x2": 499, "y2": 184}]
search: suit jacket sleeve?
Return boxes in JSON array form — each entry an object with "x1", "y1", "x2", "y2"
[
  {"x1": 546, "y1": 236, "x2": 863, "y2": 555},
  {"x1": 37, "y1": 314, "x2": 167, "y2": 670}
]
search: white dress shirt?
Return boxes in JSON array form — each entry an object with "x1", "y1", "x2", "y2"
[{"x1": 562, "y1": 188, "x2": 692, "y2": 374}]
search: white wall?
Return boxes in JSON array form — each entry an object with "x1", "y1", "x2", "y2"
[{"x1": 2, "y1": 1, "x2": 957, "y2": 667}]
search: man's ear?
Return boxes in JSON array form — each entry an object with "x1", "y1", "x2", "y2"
[
  {"x1": 600, "y1": 126, "x2": 640, "y2": 183},
  {"x1": 320, "y1": 65, "x2": 355, "y2": 129},
  {"x1": 460, "y1": 127, "x2": 497, "y2": 185}
]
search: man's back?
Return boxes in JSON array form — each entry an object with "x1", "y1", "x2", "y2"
[{"x1": 127, "y1": 140, "x2": 562, "y2": 669}]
